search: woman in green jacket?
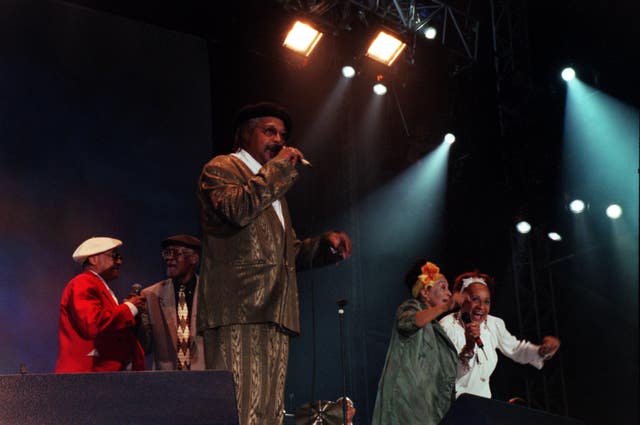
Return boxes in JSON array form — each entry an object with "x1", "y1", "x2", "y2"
[{"x1": 372, "y1": 258, "x2": 467, "y2": 425}]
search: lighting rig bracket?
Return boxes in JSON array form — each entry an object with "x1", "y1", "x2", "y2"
[
  {"x1": 352, "y1": 0, "x2": 479, "y2": 63},
  {"x1": 278, "y1": 0, "x2": 479, "y2": 64}
]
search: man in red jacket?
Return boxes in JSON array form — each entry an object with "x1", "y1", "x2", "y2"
[{"x1": 55, "y1": 236, "x2": 146, "y2": 373}]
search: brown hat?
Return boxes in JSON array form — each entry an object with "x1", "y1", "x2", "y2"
[
  {"x1": 161, "y1": 235, "x2": 201, "y2": 252},
  {"x1": 233, "y1": 102, "x2": 292, "y2": 137}
]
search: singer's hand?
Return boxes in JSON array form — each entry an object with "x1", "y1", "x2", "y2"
[
  {"x1": 464, "y1": 321, "x2": 481, "y2": 347},
  {"x1": 538, "y1": 336, "x2": 560, "y2": 359},
  {"x1": 325, "y1": 231, "x2": 352, "y2": 260},
  {"x1": 274, "y1": 146, "x2": 308, "y2": 166},
  {"x1": 124, "y1": 294, "x2": 146, "y2": 309}
]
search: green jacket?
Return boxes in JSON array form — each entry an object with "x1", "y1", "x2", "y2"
[{"x1": 372, "y1": 298, "x2": 458, "y2": 425}]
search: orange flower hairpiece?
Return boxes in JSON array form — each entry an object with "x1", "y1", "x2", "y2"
[{"x1": 411, "y1": 261, "x2": 445, "y2": 298}]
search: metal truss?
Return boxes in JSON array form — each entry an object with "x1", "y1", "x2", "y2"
[
  {"x1": 489, "y1": 0, "x2": 534, "y2": 136},
  {"x1": 349, "y1": 0, "x2": 479, "y2": 61},
  {"x1": 510, "y1": 228, "x2": 569, "y2": 416},
  {"x1": 278, "y1": 0, "x2": 479, "y2": 63}
]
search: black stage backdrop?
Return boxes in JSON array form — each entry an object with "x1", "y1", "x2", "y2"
[
  {"x1": 0, "y1": 2, "x2": 637, "y2": 425},
  {"x1": 0, "y1": 1, "x2": 211, "y2": 370}
]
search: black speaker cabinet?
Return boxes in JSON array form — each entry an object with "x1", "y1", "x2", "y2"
[
  {"x1": 0, "y1": 370, "x2": 238, "y2": 425},
  {"x1": 439, "y1": 394, "x2": 585, "y2": 425}
]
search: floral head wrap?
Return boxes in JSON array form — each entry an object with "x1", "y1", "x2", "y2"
[{"x1": 411, "y1": 261, "x2": 445, "y2": 298}]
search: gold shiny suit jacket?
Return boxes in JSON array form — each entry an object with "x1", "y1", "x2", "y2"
[{"x1": 196, "y1": 154, "x2": 337, "y2": 336}]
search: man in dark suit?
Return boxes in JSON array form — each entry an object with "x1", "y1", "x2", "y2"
[
  {"x1": 137, "y1": 234, "x2": 204, "y2": 370},
  {"x1": 196, "y1": 102, "x2": 352, "y2": 425},
  {"x1": 56, "y1": 236, "x2": 145, "y2": 373}
]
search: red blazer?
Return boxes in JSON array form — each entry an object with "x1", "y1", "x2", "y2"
[{"x1": 55, "y1": 271, "x2": 145, "y2": 373}]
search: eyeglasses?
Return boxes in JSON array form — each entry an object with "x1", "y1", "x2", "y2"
[
  {"x1": 161, "y1": 248, "x2": 193, "y2": 259},
  {"x1": 103, "y1": 251, "x2": 123, "y2": 261},
  {"x1": 258, "y1": 126, "x2": 288, "y2": 140}
]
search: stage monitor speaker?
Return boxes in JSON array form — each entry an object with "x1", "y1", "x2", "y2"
[
  {"x1": 0, "y1": 370, "x2": 238, "y2": 425},
  {"x1": 439, "y1": 393, "x2": 585, "y2": 425}
]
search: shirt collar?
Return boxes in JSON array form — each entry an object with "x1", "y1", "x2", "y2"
[
  {"x1": 173, "y1": 274, "x2": 197, "y2": 292},
  {"x1": 88, "y1": 269, "x2": 107, "y2": 285},
  {"x1": 232, "y1": 148, "x2": 262, "y2": 174}
]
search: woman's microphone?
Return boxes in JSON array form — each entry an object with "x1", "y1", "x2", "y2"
[{"x1": 461, "y1": 311, "x2": 484, "y2": 348}]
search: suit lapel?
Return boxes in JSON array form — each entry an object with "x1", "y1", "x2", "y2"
[
  {"x1": 89, "y1": 272, "x2": 119, "y2": 307},
  {"x1": 280, "y1": 198, "x2": 291, "y2": 231},
  {"x1": 158, "y1": 280, "x2": 178, "y2": 352},
  {"x1": 189, "y1": 276, "x2": 199, "y2": 340}
]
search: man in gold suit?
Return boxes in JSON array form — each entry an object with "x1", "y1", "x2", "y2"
[{"x1": 196, "y1": 102, "x2": 352, "y2": 425}]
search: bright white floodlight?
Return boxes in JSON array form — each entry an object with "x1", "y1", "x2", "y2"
[
  {"x1": 561, "y1": 67, "x2": 576, "y2": 81},
  {"x1": 548, "y1": 232, "x2": 562, "y2": 241},
  {"x1": 373, "y1": 83, "x2": 387, "y2": 95},
  {"x1": 341, "y1": 66, "x2": 356, "y2": 78},
  {"x1": 424, "y1": 26, "x2": 437, "y2": 40},
  {"x1": 443, "y1": 133, "x2": 456, "y2": 144},
  {"x1": 516, "y1": 221, "x2": 532, "y2": 234},
  {"x1": 606, "y1": 204, "x2": 622, "y2": 219},
  {"x1": 569, "y1": 199, "x2": 585, "y2": 214},
  {"x1": 283, "y1": 21, "x2": 323, "y2": 57}
]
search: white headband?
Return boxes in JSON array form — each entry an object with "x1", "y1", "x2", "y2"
[{"x1": 461, "y1": 277, "x2": 487, "y2": 292}]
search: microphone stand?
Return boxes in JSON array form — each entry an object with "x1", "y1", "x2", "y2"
[{"x1": 336, "y1": 298, "x2": 348, "y2": 425}]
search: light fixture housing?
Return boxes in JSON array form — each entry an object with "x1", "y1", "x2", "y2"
[
  {"x1": 516, "y1": 221, "x2": 532, "y2": 234},
  {"x1": 561, "y1": 67, "x2": 576, "y2": 81},
  {"x1": 548, "y1": 232, "x2": 562, "y2": 241},
  {"x1": 341, "y1": 65, "x2": 356, "y2": 78},
  {"x1": 606, "y1": 204, "x2": 622, "y2": 219},
  {"x1": 283, "y1": 21, "x2": 323, "y2": 57},
  {"x1": 373, "y1": 83, "x2": 387, "y2": 95},
  {"x1": 569, "y1": 199, "x2": 585, "y2": 214},
  {"x1": 365, "y1": 31, "x2": 407, "y2": 66},
  {"x1": 443, "y1": 133, "x2": 456, "y2": 144},
  {"x1": 424, "y1": 26, "x2": 437, "y2": 40}
]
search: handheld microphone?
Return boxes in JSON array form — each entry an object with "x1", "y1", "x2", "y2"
[
  {"x1": 271, "y1": 144, "x2": 312, "y2": 167},
  {"x1": 131, "y1": 283, "x2": 142, "y2": 296},
  {"x1": 461, "y1": 311, "x2": 484, "y2": 349}
]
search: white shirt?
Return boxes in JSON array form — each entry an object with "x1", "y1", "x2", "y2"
[
  {"x1": 232, "y1": 148, "x2": 285, "y2": 228},
  {"x1": 439, "y1": 313, "x2": 544, "y2": 399}
]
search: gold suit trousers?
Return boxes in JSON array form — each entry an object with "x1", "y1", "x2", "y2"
[{"x1": 204, "y1": 324, "x2": 289, "y2": 425}]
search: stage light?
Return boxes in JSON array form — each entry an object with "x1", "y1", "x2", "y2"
[
  {"x1": 366, "y1": 30, "x2": 407, "y2": 66},
  {"x1": 372, "y1": 74, "x2": 387, "y2": 95},
  {"x1": 423, "y1": 26, "x2": 437, "y2": 40},
  {"x1": 516, "y1": 221, "x2": 532, "y2": 234},
  {"x1": 283, "y1": 21, "x2": 323, "y2": 57},
  {"x1": 373, "y1": 82, "x2": 387, "y2": 95},
  {"x1": 569, "y1": 199, "x2": 585, "y2": 214},
  {"x1": 548, "y1": 232, "x2": 562, "y2": 241},
  {"x1": 443, "y1": 133, "x2": 456, "y2": 144},
  {"x1": 606, "y1": 204, "x2": 622, "y2": 219},
  {"x1": 561, "y1": 67, "x2": 576, "y2": 81},
  {"x1": 341, "y1": 65, "x2": 356, "y2": 78}
]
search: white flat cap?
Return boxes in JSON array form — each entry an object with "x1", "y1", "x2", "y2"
[{"x1": 72, "y1": 236, "x2": 123, "y2": 263}]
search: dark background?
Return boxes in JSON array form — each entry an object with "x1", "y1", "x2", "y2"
[{"x1": 0, "y1": 1, "x2": 637, "y2": 424}]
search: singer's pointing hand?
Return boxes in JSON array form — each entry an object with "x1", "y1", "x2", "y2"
[
  {"x1": 124, "y1": 294, "x2": 146, "y2": 309},
  {"x1": 538, "y1": 336, "x2": 560, "y2": 359},
  {"x1": 447, "y1": 292, "x2": 469, "y2": 310},
  {"x1": 325, "y1": 231, "x2": 353, "y2": 259}
]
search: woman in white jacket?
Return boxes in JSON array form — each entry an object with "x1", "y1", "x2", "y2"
[{"x1": 439, "y1": 271, "x2": 561, "y2": 399}]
